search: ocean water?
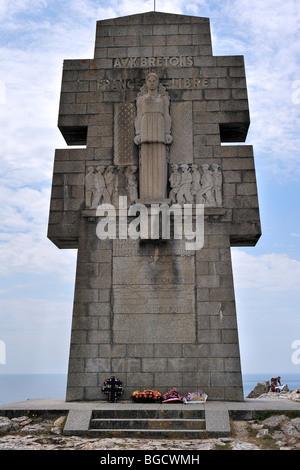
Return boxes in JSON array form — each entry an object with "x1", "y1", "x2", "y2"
[
  {"x1": 0, "y1": 374, "x2": 67, "y2": 405},
  {"x1": 0, "y1": 373, "x2": 299, "y2": 405}
]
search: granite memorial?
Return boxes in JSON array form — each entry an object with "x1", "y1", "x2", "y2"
[{"x1": 48, "y1": 12, "x2": 261, "y2": 401}]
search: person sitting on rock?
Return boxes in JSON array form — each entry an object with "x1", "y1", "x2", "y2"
[{"x1": 270, "y1": 376, "x2": 282, "y2": 392}]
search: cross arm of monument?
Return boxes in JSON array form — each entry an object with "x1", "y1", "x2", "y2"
[
  {"x1": 48, "y1": 60, "x2": 113, "y2": 248},
  {"x1": 203, "y1": 54, "x2": 261, "y2": 247},
  {"x1": 47, "y1": 147, "x2": 87, "y2": 249}
]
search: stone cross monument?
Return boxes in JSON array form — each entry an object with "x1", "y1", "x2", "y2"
[{"x1": 48, "y1": 12, "x2": 261, "y2": 401}]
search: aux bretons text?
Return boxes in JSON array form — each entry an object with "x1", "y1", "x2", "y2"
[{"x1": 113, "y1": 55, "x2": 194, "y2": 68}]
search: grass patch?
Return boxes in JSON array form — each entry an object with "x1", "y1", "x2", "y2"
[
  {"x1": 214, "y1": 442, "x2": 232, "y2": 450},
  {"x1": 254, "y1": 410, "x2": 300, "y2": 421},
  {"x1": 259, "y1": 434, "x2": 279, "y2": 450}
]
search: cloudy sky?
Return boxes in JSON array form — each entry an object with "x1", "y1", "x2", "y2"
[{"x1": 0, "y1": 0, "x2": 299, "y2": 381}]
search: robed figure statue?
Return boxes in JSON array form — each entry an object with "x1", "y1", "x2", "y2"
[{"x1": 134, "y1": 73, "x2": 172, "y2": 201}]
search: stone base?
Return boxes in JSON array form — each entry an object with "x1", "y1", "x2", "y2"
[{"x1": 65, "y1": 216, "x2": 244, "y2": 402}]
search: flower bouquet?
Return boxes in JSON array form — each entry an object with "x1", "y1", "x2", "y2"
[
  {"x1": 162, "y1": 387, "x2": 184, "y2": 403},
  {"x1": 183, "y1": 388, "x2": 208, "y2": 404},
  {"x1": 131, "y1": 389, "x2": 162, "y2": 403}
]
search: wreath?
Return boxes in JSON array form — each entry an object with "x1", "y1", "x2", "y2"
[
  {"x1": 162, "y1": 387, "x2": 184, "y2": 403},
  {"x1": 131, "y1": 389, "x2": 162, "y2": 403}
]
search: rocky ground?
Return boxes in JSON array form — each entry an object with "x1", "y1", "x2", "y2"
[
  {"x1": 0, "y1": 390, "x2": 300, "y2": 451},
  {"x1": 250, "y1": 389, "x2": 300, "y2": 401}
]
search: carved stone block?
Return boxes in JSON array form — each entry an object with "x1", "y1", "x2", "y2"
[
  {"x1": 113, "y1": 314, "x2": 196, "y2": 343},
  {"x1": 113, "y1": 256, "x2": 195, "y2": 285},
  {"x1": 112, "y1": 285, "x2": 195, "y2": 314}
]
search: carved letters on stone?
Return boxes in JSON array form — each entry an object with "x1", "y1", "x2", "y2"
[{"x1": 113, "y1": 56, "x2": 194, "y2": 68}]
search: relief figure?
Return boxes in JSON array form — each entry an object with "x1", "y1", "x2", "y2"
[{"x1": 168, "y1": 163, "x2": 223, "y2": 207}]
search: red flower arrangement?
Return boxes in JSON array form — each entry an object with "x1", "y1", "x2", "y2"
[{"x1": 131, "y1": 389, "x2": 162, "y2": 403}]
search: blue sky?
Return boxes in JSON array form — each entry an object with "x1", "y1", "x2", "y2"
[{"x1": 0, "y1": 0, "x2": 300, "y2": 380}]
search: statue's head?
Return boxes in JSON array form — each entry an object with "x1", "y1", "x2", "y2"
[
  {"x1": 106, "y1": 165, "x2": 115, "y2": 173},
  {"x1": 145, "y1": 72, "x2": 159, "y2": 91},
  {"x1": 211, "y1": 163, "x2": 220, "y2": 171},
  {"x1": 96, "y1": 166, "x2": 105, "y2": 173},
  {"x1": 181, "y1": 164, "x2": 189, "y2": 172}
]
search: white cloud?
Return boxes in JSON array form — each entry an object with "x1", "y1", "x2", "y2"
[
  {"x1": 232, "y1": 247, "x2": 300, "y2": 374},
  {"x1": 0, "y1": 3, "x2": 92, "y2": 286},
  {"x1": 232, "y1": 249, "x2": 300, "y2": 291},
  {"x1": 0, "y1": 229, "x2": 77, "y2": 281},
  {"x1": 215, "y1": 0, "x2": 300, "y2": 180},
  {"x1": 0, "y1": 296, "x2": 72, "y2": 332},
  {"x1": 0, "y1": 0, "x2": 47, "y2": 19},
  {"x1": 224, "y1": 0, "x2": 300, "y2": 39},
  {"x1": 68, "y1": 0, "x2": 118, "y2": 20},
  {"x1": 68, "y1": 0, "x2": 207, "y2": 20},
  {"x1": 0, "y1": 183, "x2": 77, "y2": 281}
]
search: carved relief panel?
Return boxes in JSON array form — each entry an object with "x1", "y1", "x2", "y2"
[{"x1": 169, "y1": 163, "x2": 223, "y2": 207}]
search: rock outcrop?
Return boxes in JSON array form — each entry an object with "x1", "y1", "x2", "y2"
[{"x1": 247, "y1": 381, "x2": 270, "y2": 398}]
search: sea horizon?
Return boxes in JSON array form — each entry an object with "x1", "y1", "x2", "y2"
[{"x1": 0, "y1": 372, "x2": 299, "y2": 406}]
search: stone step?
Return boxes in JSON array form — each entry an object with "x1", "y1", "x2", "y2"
[
  {"x1": 91, "y1": 408, "x2": 205, "y2": 420},
  {"x1": 87, "y1": 428, "x2": 207, "y2": 439},
  {"x1": 90, "y1": 418, "x2": 206, "y2": 430},
  {"x1": 62, "y1": 407, "x2": 231, "y2": 438},
  {"x1": 88, "y1": 408, "x2": 207, "y2": 438}
]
